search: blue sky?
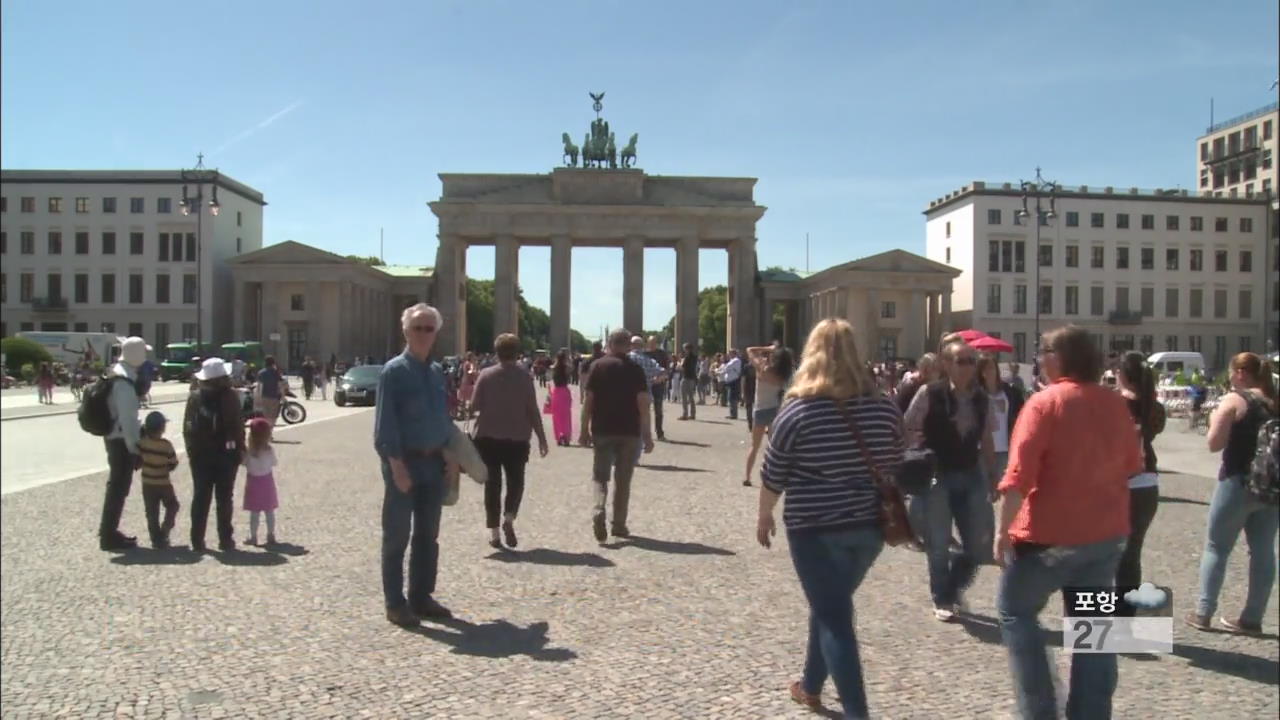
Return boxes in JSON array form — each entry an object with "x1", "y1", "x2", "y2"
[{"x1": 3, "y1": 1, "x2": 1276, "y2": 336}]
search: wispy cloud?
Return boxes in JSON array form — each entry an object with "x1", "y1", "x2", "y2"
[{"x1": 210, "y1": 100, "x2": 303, "y2": 156}]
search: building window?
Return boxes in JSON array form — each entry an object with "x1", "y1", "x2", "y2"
[
  {"x1": 182, "y1": 274, "x2": 197, "y2": 304},
  {"x1": 156, "y1": 274, "x2": 170, "y2": 304},
  {"x1": 1140, "y1": 335, "x2": 1153, "y2": 354},
  {"x1": 1213, "y1": 289, "x2": 1227, "y2": 319},
  {"x1": 1013, "y1": 212, "x2": 1023, "y2": 226},
  {"x1": 128, "y1": 274, "x2": 143, "y2": 304},
  {"x1": 74, "y1": 231, "x2": 89, "y2": 255},
  {"x1": 1214, "y1": 336, "x2": 1227, "y2": 370},
  {"x1": 101, "y1": 273, "x2": 116, "y2": 304},
  {"x1": 1240, "y1": 217, "x2": 1254, "y2": 233},
  {"x1": 1140, "y1": 247, "x2": 1153, "y2": 270},
  {"x1": 987, "y1": 283, "x2": 1001, "y2": 313},
  {"x1": 47, "y1": 231, "x2": 62, "y2": 255},
  {"x1": 1140, "y1": 214, "x2": 1154, "y2": 230},
  {"x1": 1240, "y1": 250, "x2": 1252, "y2": 272},
  {"x1": 1265, "y1": 120, "x2": 1274, "y2": 141},
  {"x1": 987, "y1": 208, "x2": 1001, "y2": 224},
  {"x1": 1013, "y1": 332, "x2": 1027, "y2": 363},
  {"x1": 1, "y1": 274, "x2": 6, "y2": 302},
  {"x1": 158, "y1": 233, "x2": 170, "y2": 261},
  {"x1": 1111, "y1": 334, "x2": 1135, "y2": 352},
  {"x1": 1038, "y1": 245, "x2": 1052, "y2": 267},
  {"x1": 20, "y1": 231, "x2": 34, "y2": 254},
  {"x1": 0, "y1": 196, "x2": 6, "y2": 212},
  {"x1": 989, "y1": 240, "x2": 1002, "y2": 272},
  {"x1": 1190, "y1": 216, "x2": 1203, "y2": 231},
  {"x1": 19, "y1": 273, "x2": 34, "y2": 302},
  {"x1": 945, "y1": 221, "x2": 951, "y2": 239},
  {"x1": 1140, "y1": 287, "x2": 1154, "y2": 316},
  {"x1": 1065, "y1": 285, "x2": 1079, "y2": 315},
  {"x1": 1214, "y1": 217, "x2": 1228, "y2": 232},
  {"x1": 1190, "y1": 249, "x2": 1203, "y2": 271},
  {"x1": 1166, "y1": 248, "x2": 1179, "y2": 270},
  {"x1": 1189, "y1": 335, "x2": 1202, "y2": 353},
  {"x1": 20, "y1": 196, "x2": 35, "y2": 212},
  {"x1": 74, "y1": 274, "x2": 88, "y2": 304},
  {"x1": 1116, "y1": 213, "x2": 1129, "y2": 229},
  {"x1": 185, "y1": 233, "x2": 196, "y2": 261},
  {"x1": 1165, "y1": 335, "x2": 1178, "y2": 351},
  {"x1": 1239, "y1": 290, "x2": 1252, "y2": 319},
  {"x1": 181, "y1": 323, "x2": 197, "y2": 342},
  {"x1": 291, "y1": 293, "x2": 306, "y2": 311},
  {"x1": 0, "y1": 231, "x2": 4, "y2": 254},
  {"x1": 1014, "y1": 285, "x2": 1027, "y2": 314},
  {"x1": 103, "y1": 232, "x2": 117, "y2": 255},
  {"x1": 171, "y1": 234, "x2": 182, "y2": 262},
  {"x1": 1090, "y1": 212, "x2": 1104, "y2": 228},
  {"x1": 945, "y1": 247, "x2": 951, "y2": 264},
  {"x1": 1065, "y1": 245, "x2": 1078, "y2": 268},
  {"x1": 48, "y1": 197, "x2": 62, "y2": 213},
  {"x1": 46, "y1": 274, "x2": 62, "y2": 302},
  {"x1": 1190, "y1": 288, "x2": 1203, "y2": 318},
  {"x1": 130, "y1": 197, "x2": 144, "y2": 213},
  {"x1": 237, "y1": 210, "x2": 243, "y2": 227},
  {"x1": 157, "y1": 197, "x2": 171, "y2": 214},
  {"x1": 236, "y1": 237, "x2": 242, "y2": 254},
  {"x1": 1065, "y1": 211, "x2": 1079, "y2": 227},
  {"x1": 1165, "y1": 288, "x2": 1178, "y2": 318},
  {"x1": 129, "y1": 232, "x2": 144, "y2": 255},
  {"x1": 880, "y1": 301, "x2": 896, "y2": 319},
  {"x1": 154, "y1": 323, "x2": 169, "y2": 349},
  {"x1": 1115, "y1": 286, "x2": 1129, "y2": 313},
  {"x1": 1091, "y1": 245, "x2": 1104, "y2": 269},
  {"x1": 99, "y1": 322, "x2": 115, "y2": 333},
  {"x1": 75, "y1": 197, "x2": 89, "y2": 213},
  {"x1": 102, "y1": 197, "x2": 117, "y2": 214},
  {"x1": 1214, "y1": 250, "x2": 1228, "y2": 272},
  {"x1": 1014, "y1": 242, "x2": 1025, "y2": 273},
  {"x1": 1116, "y1": 246, "x2": 1129, "y2": 269},
  {"x1": 1166, "y1": 215, "x2": 1179, "y2": 230},
  {"x1": 1038, "y1": 286, "x2": 1052, "y2": 314}
]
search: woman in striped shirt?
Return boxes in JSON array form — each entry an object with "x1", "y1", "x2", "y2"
[{"x1": 758, "y1": 318, "x2": 904, "y2": 720}]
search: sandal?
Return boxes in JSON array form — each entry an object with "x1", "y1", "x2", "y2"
[{"x1": 789, "y1": 680, "x2": 821, "y2": 710}]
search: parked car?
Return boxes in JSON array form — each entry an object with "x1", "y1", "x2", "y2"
[{"x1": 334, "y1": 364, "x2": 382, "y2": 407}]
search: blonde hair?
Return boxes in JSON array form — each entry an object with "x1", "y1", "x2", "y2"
[{"x1": 786, "y1": 319, "x2": 872, "y2": 401}]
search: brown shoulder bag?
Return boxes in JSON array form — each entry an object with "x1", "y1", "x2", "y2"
[{"x1": 837, "y1": 399, "x2": 915, "y2": 547}]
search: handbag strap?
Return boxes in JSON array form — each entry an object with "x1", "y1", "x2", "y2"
[{"x1": 835, "y1": 398, "x2": 888, "y2": 489}]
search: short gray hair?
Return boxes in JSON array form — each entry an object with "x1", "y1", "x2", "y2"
[{"x1": 401, "y1": 303, "x2": 443, "y2": 331}]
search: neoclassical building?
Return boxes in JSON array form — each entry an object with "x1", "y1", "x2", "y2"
[
  {"x1": 760, "y1": 249, "x2": 960, "y2": 362},
  {"x1": 228, "y1": 241, "x2": 432, "y2": 369}
]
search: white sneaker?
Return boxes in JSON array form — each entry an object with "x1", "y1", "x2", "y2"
[{"x1": 933, "y1": 605, "x2": 956, "y2": 622}]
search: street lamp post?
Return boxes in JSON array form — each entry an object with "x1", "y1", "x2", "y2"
[
  {"x1": 178, "y1": 154, "x2": 220, "y2": 351},
  {"x1": 1018, "y1": 168, "x2": 1058, "y2": 355}
]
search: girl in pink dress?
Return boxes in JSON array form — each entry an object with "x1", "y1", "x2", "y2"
[
  {"x1": 242, "y1": 418, "x2": 280, "y2": 546},
  {"x1": 549, "y1": 350, "x2": 574, "y2": 445},
  {"x1": 458, "y1": 352, "x2": 479, "y2": 416}
]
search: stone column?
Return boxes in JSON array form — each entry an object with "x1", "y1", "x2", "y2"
[
  {"x1": 728, "y1": 237, "x2": 758, "y2": 351},
  {"x1": 623, "y1": 235, "x2": 644, "y2": 334},
  {"x1": 340, "y1": 281, "x2": 353, "y2": 359},
  {"x1": 262, "y1": 281, "x2": 280, "y2": 360},
  {"x1": 550, "y1": 234, "x2": 572, "y2": 351},
  {"x1": 307, "y1": 281, "x2": 322, "y2": 360},
  {"x1": 675, "y1": 234, "x2": 699, "y2": 351},
  {"x1": 233, "y1": 281, "x2": 246, "y2": 341},
  {"x1": 494, "y1": 234, "x2": 520, "y2": 336},
  {"x1": 433, "y1": 234, "x2": 467, "y2": 356},
  {"x1": 907, "y1": 291, "x2": 926, "y2": 360},
  {"x1": 784, "y1": 300, "x2": 801, "y2": 351},
  {"x1": 866, "y1": 288, "x2": 881, "y2": 362},
  {"x1": 941, "y1": 290, "x2": 952, "y2": 338}
]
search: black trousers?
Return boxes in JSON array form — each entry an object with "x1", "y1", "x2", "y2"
[
  {"x1": 142, "y1": 484, "x2": 180, "y2": 545},
  {"x1": 651, "y1": 384, "x2": 666, "y2": 437},
  {"x1": 189, "y1": 451, "x2": 238, "y2": 549},
  {"x1": 475, "y1": 437, "x2": 530, "y2": 528},
  {"x1": 1115, "y1": 485, "x2": 1160, "y2": 615},
  {"x1": 100, "y1": 439, "x2": 136, "y2": 539}
]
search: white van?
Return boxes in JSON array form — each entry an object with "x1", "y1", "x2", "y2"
[{"x1": 1147, "y1": 351, "x2": 1205, "y2": 377}]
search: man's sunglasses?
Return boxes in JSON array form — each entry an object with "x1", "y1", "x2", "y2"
[{"x1": 410, "y1": 325, "x2": 436, "y2": 334}]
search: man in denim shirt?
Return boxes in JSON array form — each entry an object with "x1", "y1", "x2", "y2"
[{"x1": 375, "y1": 303, "x2": 459, "y2": 628}]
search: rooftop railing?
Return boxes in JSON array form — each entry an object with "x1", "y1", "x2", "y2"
[{"x1": 1205, "y1": 102, "x2": 1279, "y2": 135}]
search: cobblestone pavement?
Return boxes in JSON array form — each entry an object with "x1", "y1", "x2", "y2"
[{"x1": 2, "y1": 396, "x2": 1276, "y2": 719}]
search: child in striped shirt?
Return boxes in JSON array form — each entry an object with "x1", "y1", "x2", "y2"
[{"x1": 138, "y1": 411, "x2": 181, "y2": 549}]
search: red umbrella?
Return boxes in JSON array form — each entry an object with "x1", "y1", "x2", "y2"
[
  {"x1": 954, "y1": 329, "x2": 988, "y2": 342},
  {"x1": 970, "y1": 336, "x2": 1014, "y2": 353}
]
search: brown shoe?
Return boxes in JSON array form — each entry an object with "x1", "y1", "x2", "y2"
[
  {"x1": 789, "y1": 680, "x2": 821, "y2": 710},
  {"x1": 1183, "y1": 611, "x2": 1211, "y2": 631},
  {"x1": 1219, "y1": 616, "x2": 1263, "y2": 634},
  {"x1": 386, "y1": 605, "x2": 419, "y2": 628}
]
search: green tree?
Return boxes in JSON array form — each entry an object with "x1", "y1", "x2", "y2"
[
  {"x1": 662, "y1": 286, "x2": 728, "y2": 353},
  {"x1": 1, "y1": 337, "x2": 53, "y2": 374},
  {"x1": 568, "y1": 329, "x2": 591, "y2": 353},
  {"x1": 462, "y1": 278, "x2": 588, "y2": 354},
  {"x1": 343, "y1": 255, "x2": 385, "y2": 266}
]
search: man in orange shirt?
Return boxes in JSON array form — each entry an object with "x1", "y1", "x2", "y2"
[{"x1": 993, "y1": 326, "x2": 1142, "y2": 720}]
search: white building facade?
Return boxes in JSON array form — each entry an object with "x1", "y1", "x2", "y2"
[
  {"x1": 1196, "y1": 101, "x2": 1277, "y2": 202},
  {"x1": 1, "y1": 170, "x2": 265, "y2": 347},
  {"x1": 925, "y1": 181, "x2": 1274, "y2": 371}
]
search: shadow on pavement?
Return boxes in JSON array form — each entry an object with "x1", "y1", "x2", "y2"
[
  {"x1": 698, "y1": 420, "x2": 731, "y2": 425},
  {"x1": 211, "y1": 548, "x2": 289, "y2": 566},
  {"x1": 612, "y1": 535, "x2": 735, "y2": 556},
  {"x1": 109, "y1": 545, "x2": 204, "y2": 566},
  {"x1": 1157, "y1": 495, "x2": 1209, "y2": 506},
  {"x1": 410, "y1": 618, "x2": 577, "y2": 661},
  {"x1": 637, "y1": 464, "x2": 709, "y2": 473},
  {"x1": 957, "y1": 613, "x2": 1063, "y2": 648},
  {"x1": 661, "y1": 439, "x2": 711, "y2": 448},
  {"x1": 263, "y1": 541, "x2": 310, "y2": 557},
  {"x1": 484, "y1": 548, "x2": 615, "y2": 568},
  {"x1": 1173, "y1": 642, "x2": 1280, "y2": 684}
]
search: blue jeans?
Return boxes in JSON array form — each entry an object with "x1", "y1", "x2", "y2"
[
  {"x1": 788, "y1": 526, "x2": 883, "y2": 720},
  {"x1": 924, "y1": 466, "x2": 990, "y2": 605},
  {"x1": 997, "y1": 537, "x2": 1125, "y2": 720},
  {"x1": 1195, "y1": 476, "x2": 1280, "y2": 624},
  {"x1": 380, "y1": 456, "x2": 445, "y2": 609}
]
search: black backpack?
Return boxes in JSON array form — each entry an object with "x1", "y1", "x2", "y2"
[
  {"x1": 78, "y1": 375, "x2": 134, "y2": 436},
  {"x1": 185, "y1": 387, "x2": 228, "y2": 455}
]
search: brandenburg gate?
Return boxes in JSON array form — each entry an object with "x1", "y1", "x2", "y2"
[{"x1": 428, "y1": 93, "x2": 766, "y2": 357}]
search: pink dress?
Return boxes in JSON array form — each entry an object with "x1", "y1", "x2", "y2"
[
  {"x1": 243, "y1": 447, "x2": 279, "y2": 512},
  {"x1": 550, "y1": 384, "x2": 573, "y2": 442},
  {"x1": 458, "y1": 364, "x2": 478, "y2": 403}
]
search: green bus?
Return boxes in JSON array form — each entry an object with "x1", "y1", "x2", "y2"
[
  {"x1": 221, "y1": 341, "x2": 265, "y2": 369},
  {"x1": 159, "y1": 342, "x2": 207, "y2": 381}
]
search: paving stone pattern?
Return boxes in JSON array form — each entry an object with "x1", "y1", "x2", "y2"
[{"x1": 2, "y1": 398, "x2": 1276, "y2": 718}]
